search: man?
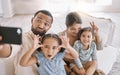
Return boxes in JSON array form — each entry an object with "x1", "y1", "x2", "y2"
[
  {"x1": 0, "y1": 10, "x2": 53, "y2": 75},
  {"x1": 59, "y1": 12, "x2": 104, "y2": 75}
]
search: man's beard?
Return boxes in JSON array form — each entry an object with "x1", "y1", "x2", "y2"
[{"x1": 31, "y1": 27, "x2": 46, "y2": 36}]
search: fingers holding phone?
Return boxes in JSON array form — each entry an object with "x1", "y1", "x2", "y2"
[
  {"x1": 0, "y1": 36, "x2": 3, "y2": 50},
  {"x1": 0, "y1": 36, "x2": 2, "y2": 40}
]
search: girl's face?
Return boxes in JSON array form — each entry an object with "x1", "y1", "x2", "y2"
[
  {"x1": 41, "y1": 38, "x2": 60, "y2": 60},
  {"x1": 80, "y1": 31, "x2": 93, "y2": 47}
]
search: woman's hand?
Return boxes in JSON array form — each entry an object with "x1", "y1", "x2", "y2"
[
  {"x1": 90, "y1": 21, "x2": 99, "y2": 36},
  {"x1": 59, "y1": 35, "x2": 70, "y2": 49}
]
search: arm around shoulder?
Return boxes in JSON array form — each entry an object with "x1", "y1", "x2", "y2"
[{"x1": 65, "y1": 45, "x2": 79, "y2": 59}]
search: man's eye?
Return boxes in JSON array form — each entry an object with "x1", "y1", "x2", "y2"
[
  {"x1": 45, "y1": 23, "x2": 50, "y2": 26},
  {"x1": 36, "y1": 19, "x2": 41, "y2": 23},
  {"x1": 53, "y1": 46, "x2": 57, "y2": 49}
]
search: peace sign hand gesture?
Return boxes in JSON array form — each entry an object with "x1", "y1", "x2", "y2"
[{"x1": 90, "y1": 21, "x2": 99, "y2": 36}]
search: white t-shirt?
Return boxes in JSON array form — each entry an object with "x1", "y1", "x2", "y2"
[
  {"x1": 0, "y1": 44, "x2": 20, "y2": 75},
  {"x1": 14, "y1": 31, "x2": 39, "y2": 75}
]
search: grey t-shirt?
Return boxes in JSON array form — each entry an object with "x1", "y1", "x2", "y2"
[{"x1": 73, "y1": 40, "x2": 97, "y2": 65}]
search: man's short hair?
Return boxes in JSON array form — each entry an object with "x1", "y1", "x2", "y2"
[{"x1": 34, "y1": 10, "x2": 53, "y2": 23}]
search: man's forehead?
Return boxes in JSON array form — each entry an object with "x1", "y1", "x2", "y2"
[{"x1": 36, "y1": 13, "x2": 52, "y2": 23}]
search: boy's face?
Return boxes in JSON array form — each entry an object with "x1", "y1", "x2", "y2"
[
  {"x1": 41, "y1": 38, "x2": 60, "y2": 60},
  {"x1": 80, "y1": 31, "x2": 93, "y2": 46},
  {"x1": 67, "y1": 22, "x2": 81, "y2": 37}
]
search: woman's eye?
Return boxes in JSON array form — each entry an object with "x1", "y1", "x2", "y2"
[
  {"x1": 82, "y1": 35, "x2": 85, "y2": 38},
  {"x1": 70, "y1": 28, "x2": 75, "y2": 31},
  {"x1": 44, "y1": 45, "x2": 48, "y2": 48}
]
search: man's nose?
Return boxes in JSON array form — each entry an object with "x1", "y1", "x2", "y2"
[{"x1": 39, "y1": 22, "x2": 44, "y2": 28}]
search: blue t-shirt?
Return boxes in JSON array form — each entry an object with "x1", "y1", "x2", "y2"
[{"x1": 35, "y1": 51, "x2": 66, "y2": 75}]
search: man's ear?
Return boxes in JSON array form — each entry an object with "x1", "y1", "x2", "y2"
[{"x1": 31, "y1": 17, "x2": 34, "y2": 24}]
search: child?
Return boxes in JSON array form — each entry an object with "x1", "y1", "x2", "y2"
[
  {"x1": 20, "y1": 34, "x2": 79, "y2": 75},
  {"x1": 72, "y1": 27, "x2": 98, "y2": 75}
]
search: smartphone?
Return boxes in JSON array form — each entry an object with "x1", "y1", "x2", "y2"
[{"x1": 0, "y1": 26, "x2": 22, "y2": 45}]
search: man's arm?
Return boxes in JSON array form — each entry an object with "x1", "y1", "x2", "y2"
[
  {"x1": 0, "y1": 44, "x2": 12, "y2": 57},
  {"x1": 0, "y1": 36, "x2": 12, "y2": 57}
]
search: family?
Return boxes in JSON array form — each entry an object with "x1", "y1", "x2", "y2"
[{"x1": 0, "y1": 10, "x2": 105, "y2": 75}]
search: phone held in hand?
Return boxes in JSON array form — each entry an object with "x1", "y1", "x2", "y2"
[{"x1": 0, "y1": 26, "x2": 22, "y2": 45}]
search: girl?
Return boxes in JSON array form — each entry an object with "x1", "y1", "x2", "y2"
[
  {"x1": 72, "y1": 27, "x2": 98, "y2": 75},
  {"x1": 20, "y1": 34, "x2": 78, "y2": 75}
]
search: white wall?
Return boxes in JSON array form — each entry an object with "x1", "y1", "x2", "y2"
[
  {"x1": 103, "y1": 0, "x2": 120, "y2": 12},
  {"x1": 13, "y1": 0, "x2": 120, "y2": 14},
  {"x1": 13, "y1": 0, "x2": 71, "y2": 16},
  {"x1": 94, "y1": 0, "x2": 120, "y2": 12},
  {"x1": 71, "y1": 0, "x2": 120, "y2": 13},
  {"x1": 0, "y1": 0, "x2": 3, "y2": 16},
  {"x1": 1, "y1": 0, "x2": 120, "y2": 17},
  {"x1": 13, "y1": 0, "x2": 47, "y2": 14},
  {"x1": 0, "y1": 0, "x2": 14, "y2": 17}
]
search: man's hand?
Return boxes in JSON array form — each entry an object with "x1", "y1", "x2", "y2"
[
  {"x1": 0, "y1": 36, "x2": 3, "y2": 50},
  {"x1": 0, "y1": 36, "x2": 2, "y2": 40},
  {"x1": 33, "y1": 35, "x2": 43, "y2": 50},
  {"x1": 0, "y1": 35, "x2": 11, "y2": 57}
]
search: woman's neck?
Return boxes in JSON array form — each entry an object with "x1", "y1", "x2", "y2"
[{"x1": 67, "y1": 33, "x2": 78, "y2": 46}]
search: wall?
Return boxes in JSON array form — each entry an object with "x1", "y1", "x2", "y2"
[
  {"x1": 13, "y1": 0, "x2": 71, "y2": 16},
  {"x1": 1, "y1": 0, "x2": 120, "y2": 17},
  {"x1": 71, "y1": 0, "x2": 120, "y2": 13},
  {"x1": 13, "y1": 0, "x2": 47, "y2": 14},
  {"x1": 94, "y1": 0, "x2": 120, "y2": 12},
  {"x1": 103, "y1": 0, "x2": 120, "y2": 12},
  {"x1": 0, "y1": 0, "x2": 3, "y2": 16},
  {"x1": 0, "y1": 0, "x2": 14, "y2": 17},
  {"x1": 13, "y1": 0, "x2": 120, "y2": 14}
]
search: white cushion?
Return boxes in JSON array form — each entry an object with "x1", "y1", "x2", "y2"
[{"x1": 97, "y1": 46, "x2": 119, "y2": 75}]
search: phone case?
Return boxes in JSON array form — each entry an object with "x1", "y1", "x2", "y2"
[{"x1": 0, "y1": 26, "x2": 22, "y2": 44}]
